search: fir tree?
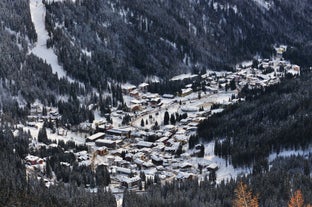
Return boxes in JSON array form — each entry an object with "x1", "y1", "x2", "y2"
[{"x1": 164, "y1": 111, "x2": 169, "y2": 125}]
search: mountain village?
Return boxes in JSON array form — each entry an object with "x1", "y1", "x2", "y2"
[{"x1": 22, "y1": 48, "x2": 300, "y2": 195}]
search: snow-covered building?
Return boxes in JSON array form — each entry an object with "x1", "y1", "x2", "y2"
[{"x1": 86, "y1": 132, "x2": 105, "y2": 142}]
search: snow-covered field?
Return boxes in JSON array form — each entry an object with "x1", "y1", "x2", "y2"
[
  {"x1": 22, "y1": 122, "x2": 86, "y2": 145},
  {"x1": 204, "y1": 142, "x2": 249, "y2": 183}
]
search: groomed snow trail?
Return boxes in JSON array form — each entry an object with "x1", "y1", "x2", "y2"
[{"x1": 29, "y1": 0, "x2": 73, "y2": 82}]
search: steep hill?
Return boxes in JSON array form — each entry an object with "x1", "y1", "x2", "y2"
[{"x1": 44, "y1": 0, "x2": 312, "y2": 85}]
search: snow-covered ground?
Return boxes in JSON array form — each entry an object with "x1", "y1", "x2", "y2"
[
  {"x1": 269, "y1": 147, "x2": 312, "y2": 163},
  {"x1": 21, "y1": 122, "x2": 86, "y2": 145},
  {"x1": 204, "y1": 142, "x2": 249, "y2": 183},
  {"x1": 29, "y1": 0, "x2": 74, "y2": 82},
  {"x1": 130, "y1": 91, "x2": 235, "y2": 128}
]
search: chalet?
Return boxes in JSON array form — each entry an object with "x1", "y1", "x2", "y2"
[
  {"x1": 180, "y1": 88, "x2": 193, "y2": 97},
  {"x1": 179, "y1": 118, "x2": 190, "y2": 125},
  {"x1": 176, "y1": 172, "x2": 195, "y2": 180},
  {"x1": 25, "y1": 155, "x2": 43, "y2": 165},
  {"x1": 142, "y1": 93, "x2": 159, "y2": 100},
  {"x1": 149, "y1": 98, "x2": 161, "y2": 107},
  {"x1": 174, "y1": 134, "x2": 189, "y2": 144},
  {"x1": 116, "y1": 167, "x2": 133, "y2": 175},
  {"x1": 207, "y1": 163, "x2": 219, "y2": 172},
  {"x1": 134, "y1": 158, "x2": 145, "y2": 166},
  {"x1": 156, "y1": 136, "x2": 170, "y2": 144},
  {"x1": 133, "y1": 152, "x2": 147, "y2": 160},
  {"x1": 163, "y1": 125, "x2": 177, "y2": 133},
  {"x1": 131, "y1": 104, "x2": 142, "y2": 112},
  {"x1": 95, "y1": 139, "x2": 116, "y2": 149},
  {"x1": 138, "y1": 147, "x2": 152, "y2": 154},
  {"x1": 181, "y1": 106, "x2": 198, "y2": 113},
  {"x1": 95, "y1": 146, "x2": 109, "y2": 156},
  {"x1": 138, "y1": 82, "x2": 149, "y2": 92},
  {"x1": 162, "y1": 94, "x2": 175, "y2": 99},
  {"x1": 121, "y1": 83, "x2": 136, "y2": 94},
  {"x1": 188, "y1": 122, "x2": 199, "y2": 127},
  {"x1": 97, "y1": 124, "x2": 113, "y2": 132},
  {"x1": 164, "y1": 142, "x2": 180, "y2": 154},
  {"x1": 130, "y1": 99, "x2": 142, "y2": 105},
  {"x1": 151, "y1": 154, "x2": 163, "y2": 165},
  {"x1": 206, "y1": 86, "x2": 218, "y2": 93},
  {"x1": 120, "y1": 176, "x2": 141, "y2": 188},
  {"x1": 136, "y1": 141, "x2": 154, "y2": 148},
  {"x1": 180, "y1": 162, "x2": 193, "y2": 171},
  {"x1": 106, "y1": 128, "x2": 132, "y2": 138},
  {"x1": 142, "y1": 161, "x2": 154, "y2": 168},
  {"x1": 125, "y1": 153, "x2": 133, "y2": 162},
  {"x1": 130, "y1": 89, "x2": 140, "y2": 98},
  {"x1": 86, "y1": 132, "x2": 105, "y2": 142}
]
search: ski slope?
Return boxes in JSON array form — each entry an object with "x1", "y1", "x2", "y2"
[{"x1": 29, "y1": 0, "x2": 73, "y2": 82}]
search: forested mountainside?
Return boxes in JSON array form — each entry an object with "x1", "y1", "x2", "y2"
[
  {"x1": 198, "y1": 70, "x2": 312, "y2": 169},
  {"x1": 44, "y1": 0, "x2": 312, "y2": 84}
]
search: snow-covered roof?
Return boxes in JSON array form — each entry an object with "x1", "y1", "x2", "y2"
[
  {"x1": 181, "y1": 106, "x2": 198, "y2": 112},
  {"x1": 181, "y1": 88, "x2": 193, "y2": 94},
  {"x1": 121, "y1": 83, "x2": 136, "y2": 90},
  {"x1": 151, "y1": 155, "x2": 163, "y2": 162},
  {"x1": 176, "y1": 172, "x2": 194, "y2": 180},
  {"x1": 139, "y1": 83, "x2": 149, "y2": 88},
  {"x1": 136, "y1": 141, "x2": 154, "y2": 148},
  {"x1": 116, "y1": 167, "x2": 132, "y2": 174},
  {"x1": 119, "y1": 176, "x2": 141, "y2": 183},
  {"x1": 208, "y1": 163, "x2": 219, "y2": 170},
  {"x1": 95, "y1": 139, "x2": 116, "y2": 145},
  {"x1": 25, "y1": 155, "x2": 40, "y2": 161}
]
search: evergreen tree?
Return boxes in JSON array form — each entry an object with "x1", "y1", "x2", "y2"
[
  {"x1": 164, "y1": 111, "x2": 169, "y2": 125},
  {"x1": 38, "y1": 126, "x2": 49, "y2": 144},
  {"x1": 230, "y1": 79, "x2": 236, "y2": 90},
  {"x1": 170, "y1": 114, "x2": 176, "y2": 125}
]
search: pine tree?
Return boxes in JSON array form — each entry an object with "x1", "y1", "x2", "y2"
[
  {"x1": 164, "y1": 111, "x2": 169, "y2": 125},
  {"x1": 233, "y1": 181, "x2": 258, "y2": 207},
  {"x1": 170, "y1": 114, "x2": 176, "y2": 125},
  {"x1": 141, "y1": 119, "x2": 145, "y2": 127},
  {"x1": 288, "y1": 190, "x2": 304, "y2": 207},
  {"x1": 38, "y1": 126, "x2": 49, "y2": 144}
]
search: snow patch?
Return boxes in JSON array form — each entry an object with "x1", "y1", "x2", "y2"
[
  {"x1": 252, "y1": 0, "x2": 272, "y2": 10},
  {"x1": 269, "y1": 147, "x2": 312, "y2": 163}
]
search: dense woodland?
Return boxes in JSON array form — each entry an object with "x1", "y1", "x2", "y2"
[{"x1": 197, "y1": 69, "x2": 312, "y2": 169}]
